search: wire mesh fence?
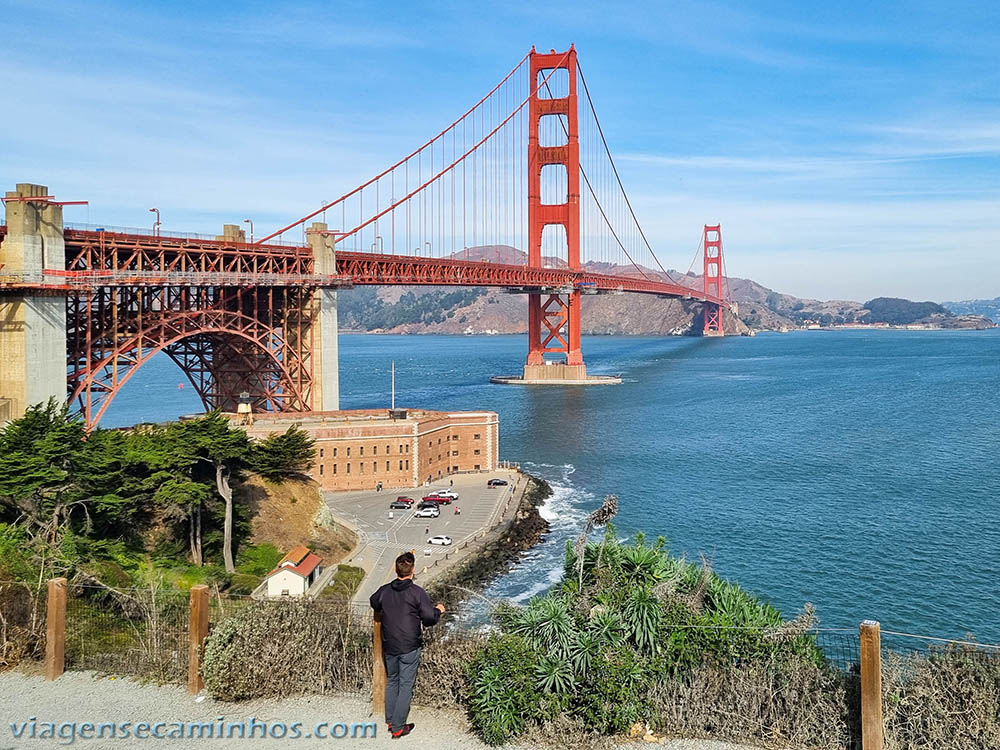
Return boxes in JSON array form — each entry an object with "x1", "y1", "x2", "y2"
[
  {"x1": 0, "y1": 580, "x2": 47, "y2": 668},
  {"x1": 814, "y1": 629, "x2": 862, "y2": 673},
  {"x1": 878, "y1": 630, "x2": 1000, "y2": 750},
  {"x1": 64, "y1": 584, "x2": 189, "y2": 682}
]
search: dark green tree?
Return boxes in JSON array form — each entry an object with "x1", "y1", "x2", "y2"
[
  {"x1": 167, "y1": 413, "x2": 250, "y2": 573},
  {"x1": 0, "y1": 400, "x2": 86, "y2": 542},
  {"x1": 248, "y1": 425, "x2": 316, "y2": 480}
]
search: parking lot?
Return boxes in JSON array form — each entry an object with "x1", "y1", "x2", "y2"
[{"x1": 325, "y1": 469, "x2": 520, "y2": 603}]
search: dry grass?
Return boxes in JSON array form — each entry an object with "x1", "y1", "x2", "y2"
[
  {"x1": 242, "y1": 475, "x2": 355, "y2": 563},
  {"x1": 0, "y1": 581, "x2": 45, "y2": 671},
  {"x1": 882, "y1": 645, "x2": 1000, "y2": 750},
  {"x1": 202, "y1": 599, "x2": 373, "y2": 701},
  {"x1": 412, "y1": 628, "x2": 486, "y2": 709},
  {"x1": 647, "y1": 656, "x2": 860, "y2": 750}
]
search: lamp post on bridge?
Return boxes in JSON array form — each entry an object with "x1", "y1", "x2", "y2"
[
  {"x1": 148, "y1": 207, "x2": 161, "y2": 237},
  {"x1": 243, "y1": 218, "x2": 254, "y2": 243}
]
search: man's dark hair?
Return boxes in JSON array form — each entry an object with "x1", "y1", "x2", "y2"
[{"x1": 395, "y1": 552, "x2": 415, "y2": 578}]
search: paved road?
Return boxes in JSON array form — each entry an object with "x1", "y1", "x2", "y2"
[{"x1": 325, "y1": 470, "x2": 520, "y2": 604}]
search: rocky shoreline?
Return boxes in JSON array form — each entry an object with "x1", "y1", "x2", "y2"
[{"x1": 425, "y1": 473, "x2": 552, "y2": 611}]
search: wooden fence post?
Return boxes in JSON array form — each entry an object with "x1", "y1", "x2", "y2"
[
  {"x1": 187, "y1": 585, "x2": 209, "y2": 695},
  {"x1": 372, "y1": 611, "x2": 386, "y2": 717},
  {"x1": 44, "y1": 577, "x2": 67, "y2": 681},
  {"x1": 860, "y1": 620, "x2": 884, "y2": 750}
]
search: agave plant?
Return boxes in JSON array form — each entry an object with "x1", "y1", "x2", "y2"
[
  {"x1": 569, "y1": 630, "x2": 602, "y2": 676},
  {"x1": 623, "y1": 587, "x2": 662, "y2": 653},
  {"x1": 619, "y1": 543, "x2": 669, "y2": 586},
  {"x1": 508, "y1": 597, "x2": 574, "y2": 656},
  {"x1": 588, "y1": 608, "x2": 626, "y2": 647},
  {"x1": 535, "y1": 654, "x2": 575, "y2": 694}
]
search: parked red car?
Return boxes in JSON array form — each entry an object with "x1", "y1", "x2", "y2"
[
  {"x1": 422, "y1": 494, "x2": 453, "y2": 505},
  {"x1": 395, "y1": 496, "x2": 415, "y2": 505}
]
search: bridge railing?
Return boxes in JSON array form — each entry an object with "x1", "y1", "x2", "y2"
[
  {"x1": 64, "y1": 223, "x2": 310, "y2": 248},
  {"x1": 0, "y1": 269, "x2": 352, "y2": 289}
]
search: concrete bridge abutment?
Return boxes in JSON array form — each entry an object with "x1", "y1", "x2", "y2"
[
  {"x1": 307, "y1": 222, "x2": 340, "y2": 411},
  {"x1": 0, "y1": 183, "x2": 68, "y2": 426}
]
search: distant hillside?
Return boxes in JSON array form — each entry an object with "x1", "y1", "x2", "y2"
[
  {"x1": 862, "y1": 297, "x2": 948, "y2": 325},
  {"x1": 334, "y1": 247, "x2": 994, "y2": 334},
  {"x1": 943, "y1": 296, "x2": 1000, "y2": 322}
]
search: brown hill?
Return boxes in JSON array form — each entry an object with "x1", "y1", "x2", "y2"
[
  {"x1": 336, "y1": 248, "x2": 993, "y2": 334},
  {"x1": 241, "y1": 476, "x2": 355, "y2": 563}
]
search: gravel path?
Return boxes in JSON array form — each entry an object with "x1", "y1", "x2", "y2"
[{"x1": 0, "y1": 670, "x2": 774, "y2": 750}]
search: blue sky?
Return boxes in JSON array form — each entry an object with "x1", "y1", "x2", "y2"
[{"x1": 2, "y1": 0, "x2": 997, "y2": 301}]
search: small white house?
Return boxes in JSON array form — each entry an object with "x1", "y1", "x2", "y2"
[{"x1": 265, "y1": 544, "x2": 324, "y2": 598}]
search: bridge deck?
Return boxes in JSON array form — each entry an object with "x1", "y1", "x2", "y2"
[{"x1": 0, "y1": 226, "x2": 725, "y2": 305}]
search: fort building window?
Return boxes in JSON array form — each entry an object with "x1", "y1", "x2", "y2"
[
  {"x1": 474, "y1": 464, "x2": 481, "y2": 470},
  {"x1": 360, "y1": 463, "x2": 365, "y2": 474},
  {"x1": 347, "y1": 463, "x2": 351, "y2": 473},
  {"x1": 474, "y1": 449, "x2": 481, "y2": 455},
  {"x1": 474, "y1": 434, "x2": 481, "y2": 440},
  {"x1": 347, "y1": 447, "x2": 351, "y2": 457},
  {"x1": 360, "y1": 446, "x2": 364, "y2": 456},
  {"x1": 333, "y1": 464, "x2": 337, "y2": 475},
  {"x1": 386, "y1": 461, "x2": 389, "y2": 471},
  {"x1": 334, "y1": 447, "x2": 338, "y2": 457},
  {"x1": 319, "y1": 448, "x2": 324, "y2": 458},
  {"x1": 319, "y1": 464, "x2": 324, "y2": 475}
]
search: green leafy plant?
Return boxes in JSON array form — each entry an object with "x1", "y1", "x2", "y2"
[{"x1": 466, "y1": 634, "x2": 543, "y2": 746}]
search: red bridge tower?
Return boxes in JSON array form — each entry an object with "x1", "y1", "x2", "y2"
[
  {"x1": 702, "y1": 224, "x2": 727, "y2": 336},
  {"x1": 521, "y1": 46, "x2": 593, "y2": 383}
]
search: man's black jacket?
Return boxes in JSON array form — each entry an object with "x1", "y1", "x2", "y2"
[{"x1": 369, "y1": 578, "x2": 440, "y2": 655}]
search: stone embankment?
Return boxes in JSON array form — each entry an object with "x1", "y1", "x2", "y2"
[{"x1": 423, "y1": 472, "x2": 551, "y2": 610}]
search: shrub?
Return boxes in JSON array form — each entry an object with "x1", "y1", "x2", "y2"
[
  {"x1": 319, "y1": 565, "x2": 365, "y2": 602},
  {"x1": 235, "y1": 543, "x2": 281, "y2": 576},
  {"x1": 465, "y1": 531, "x2": 828, "y2": 745},
  {"x1": 202, "y1": 599, "x2": 370, "y2": 700},
  {"x1": 466, "y1": 634, "x2": 544, "y2": 746},
  {"x1": 575, "y1": 649, "x2": 646, "y2": 734},
  {"x1": 227, "y1": 573, "x2": 260, "y2": 595},
  {"x1": 882, "y1": 645, "x2": 1000, "y2": 750},
  {"x1": 647, "y1": 654, "x2": 858, "y2": 749}
]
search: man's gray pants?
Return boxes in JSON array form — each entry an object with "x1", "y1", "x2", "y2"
[{"x1": 385, "y1": 647, "x2": 421, "y2": 731}]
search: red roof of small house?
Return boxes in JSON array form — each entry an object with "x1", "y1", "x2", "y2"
[{"x1": 267, "y1": 546, "x2": 323, "y2": 579}]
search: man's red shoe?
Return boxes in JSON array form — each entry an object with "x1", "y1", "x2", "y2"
[{"x1": 391, "y1": 723, "x2": 414, "y2": 739}]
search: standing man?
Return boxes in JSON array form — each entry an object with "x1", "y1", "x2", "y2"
[{"x1": 370, "y1": 551, "x2": 445, "y2": 739}]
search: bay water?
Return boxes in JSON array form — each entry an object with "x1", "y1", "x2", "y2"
[{"x1": 103, "y1": 329, "x2": 1000, "y2": 642}]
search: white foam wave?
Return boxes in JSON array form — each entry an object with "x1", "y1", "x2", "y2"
[{"x1": 480, "y1": 462, "x2": 602, "y2": 607}]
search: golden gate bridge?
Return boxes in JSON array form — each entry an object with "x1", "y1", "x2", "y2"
[{"x1": 0, "y1": 46, "x2": 733, "y2": 428}]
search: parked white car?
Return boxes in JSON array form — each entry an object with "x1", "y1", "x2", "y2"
[
  {"x1": 428, "y1": 535, "x2": 453, "y2": 546},
  {"x1": 432, "y1": 489, "x2": 459, "y2": 499},
  {"x1": 415, "y1": 507, "x2": 440, "y2": 518}
]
